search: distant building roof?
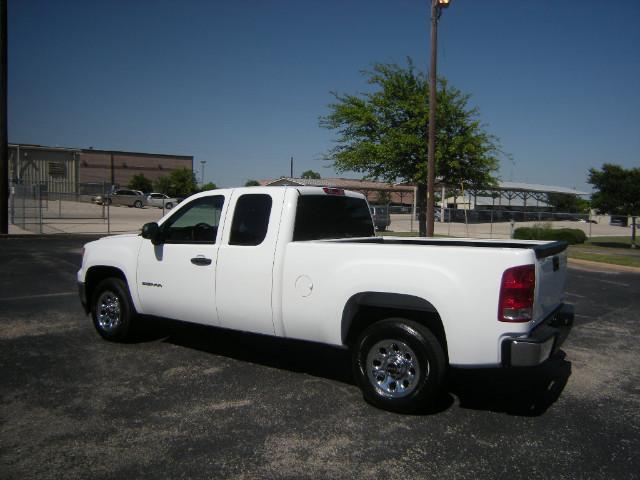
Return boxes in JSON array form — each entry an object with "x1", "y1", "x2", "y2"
[
  {"x1": 492, "y1": 181, "x2": 589, "y2": 196},
  {"x1": 9, "y1": 143, "x2": 193, "y2": 160},
  {"x1": 263, "y1": 177, "x2": 414, "y2": 191}
]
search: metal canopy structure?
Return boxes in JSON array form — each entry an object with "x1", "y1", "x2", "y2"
[
  {"x1": 460, "y1": 181, "x2": 590, "y2": 211},
  {"x1": 265, "y1": 177, "x2": 590, "y2": 212}
]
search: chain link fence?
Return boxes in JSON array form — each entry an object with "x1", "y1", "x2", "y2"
[
  {"x1": 9, "y1": 181, "x2": 112, "y2": 234},
  {"x1": 8, "y1": 183, "x2": 621, "y2": 239},
  {"x1": 394, "y1": 207, "x2": 610, "y2": 239}
]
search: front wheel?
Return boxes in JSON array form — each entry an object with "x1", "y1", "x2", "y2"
[
  {"x1": 91, "y1": 278, "x2": 137, "y2": 342},
  {"x1": 134, "y1": 200, "x2": 143, "y2": 208},
  {"x1": 352, "y1": 318, "x2": 446, "y2": 413},
  {"x1": 165, "y1": 202, "x2": 173, "y2": 210}
]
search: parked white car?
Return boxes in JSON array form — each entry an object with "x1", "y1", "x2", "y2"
[
  {"x1": 78, "y1": 186, "x2": 573, "y2": 413},
  {"x1": 94, "y1": 189, "x2": 146, "y2": 208},
  {"x1": 146, "y1": 193, "x2": 178, "y2": 210}
]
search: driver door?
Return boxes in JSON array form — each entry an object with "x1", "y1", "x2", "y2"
[{"x1": 136, "y1": 194, "x2": 227, "y2": 326}]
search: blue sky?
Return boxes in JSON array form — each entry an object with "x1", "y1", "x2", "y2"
[{"x1": 8, "y1": 0, "x2": 640, "y2": 191}]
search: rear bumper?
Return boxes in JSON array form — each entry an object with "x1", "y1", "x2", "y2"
[{"x1": 501, "y1": 303, "x2": 574, "y2": 367}]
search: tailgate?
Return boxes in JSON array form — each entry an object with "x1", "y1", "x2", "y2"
[{"x1": 535, "y1": 243, "x2": 569, "y2": 321}]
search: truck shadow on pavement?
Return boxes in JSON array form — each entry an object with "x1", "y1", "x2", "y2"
[
  {"x1": 149, "y1": 318, "x2": 356, "y2": 385},
  {"x1": 448, "y1": 351, "x2": 572, "y2": 416},
  {"x1": 143, "y1": 318, "x2": 572, "y2": 417}
]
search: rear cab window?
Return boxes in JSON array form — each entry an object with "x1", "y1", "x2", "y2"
[
  {"x1": 294, "y1": 194, "x2": 374, "y2": 241},
  {"x1": 229, "y1": 194, "x2": 273, "y2": 246}
]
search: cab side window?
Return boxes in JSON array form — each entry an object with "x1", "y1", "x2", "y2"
[
  {"x1": 162, "y1": 195, "x2": 224, "y2": 244},
  {"x1": 229, "y1": 194, "x2": 272, "y2": 246}
]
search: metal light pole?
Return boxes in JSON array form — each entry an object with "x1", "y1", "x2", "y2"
[
  {"x1": 200, "y1": 160, "x2": 206, "y2": 187},
  {"x1": 426, "y1": 0, "x2": 451, "y2": 237}
]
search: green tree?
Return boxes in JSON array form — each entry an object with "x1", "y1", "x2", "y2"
[
  {"x1": 320, "y1": 59, "x2": 499, "y2": 235},
  {"x1": 201, "y1": 182, "x2": 217, "y2": 191},
  {"x1": 127, "y1": 173, "x2": 153, "y2": 193},
  {"x1": 154, "y1": 167, "x2": 198, "y2": 197},
  {"x1": 588, "y1": 164, "x2": 640, "y2": 247},
  {"x1": 301, "y1": 170, "x2": 321, "y2": 179},
  {"x1": 547, "y1": 193, "x2": 590, "y2": 213},
  {"x1": 154, "y1": 175, "x2": 172, "y2": 195},
  {"x1": 245, "y1": 179, "x2": 261, "y2": 186}
]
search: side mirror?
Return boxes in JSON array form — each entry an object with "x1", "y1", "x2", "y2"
[{"x1": 141, "y1": 222, "x2": 161, "y2": 245}]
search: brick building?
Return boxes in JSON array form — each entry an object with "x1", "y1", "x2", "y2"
[{"x1": 9, "y1": 143, "x2": 193, "y2": 194}]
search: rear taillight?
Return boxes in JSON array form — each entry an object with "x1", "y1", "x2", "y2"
[
  {"x1": 322, "y1": 187, "x2": 345, "y2": 196},
  {"x1": 498, "y1": 264, "x2": 535, "y2": 322}
]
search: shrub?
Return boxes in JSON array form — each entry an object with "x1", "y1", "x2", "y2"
[{"x1": 514, "y1": 226, "x2": 586, "y2": 244}]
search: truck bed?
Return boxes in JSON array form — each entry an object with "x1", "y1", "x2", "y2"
[{"x1": 324, "y1": 236, "x2": 568, "y2": 259}]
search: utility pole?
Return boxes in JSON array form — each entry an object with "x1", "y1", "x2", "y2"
[
  {"x1": 0, "y1": 0, "x2": 8, "y2": 234},
  {"x1": 426, "y1": 0, "x2": 451, "y2": 237}
]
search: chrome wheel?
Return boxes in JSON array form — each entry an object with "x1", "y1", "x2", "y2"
[
  {"x1": 366, "y1": 339, "x2": 425, "y2": 398},
  {"x1": 96, "y1": 290, "x2": 121, "y2": 333}
]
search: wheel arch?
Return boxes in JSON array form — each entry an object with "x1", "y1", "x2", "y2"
[
  {"x1": 341, "y1": 292, "x2": 448, "y2": 357},
  {"x1": 85, "y1": 266, "x2": 130, "y2": 313}
]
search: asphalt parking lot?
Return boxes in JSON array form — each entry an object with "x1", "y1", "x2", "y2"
[{"x1": 1, "y1": 235, "x2": 639, "y2": 479}]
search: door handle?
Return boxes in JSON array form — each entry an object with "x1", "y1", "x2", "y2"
[{"x1": 190, "y1": 256, "x2": 212, "y2": 266}]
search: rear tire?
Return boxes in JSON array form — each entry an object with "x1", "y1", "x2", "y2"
[
  {"x1": 352, "y1": 318, "x2": 446, "y2": 413},
  {"x1": 91, "y1": 278, "x2": 137, "y2": 342},
  {"x1": 165, "y1": 202, "x2": 173, "y2": 210}
]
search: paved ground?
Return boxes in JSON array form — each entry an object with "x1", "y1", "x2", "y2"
[{"x1": 1, "y1": 236, "x2": 638, "y2": 479}]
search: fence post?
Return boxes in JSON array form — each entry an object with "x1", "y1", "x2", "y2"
[
  {"x1": 38, "y1": 184, "x2": 43, "y2": 234},
  {"x1": 9, "y1": 183, "x2": 13, "y2": 224},
  {"x1": 21, "y1": 185, "x2": 25, "y2": 229},
  {"x1": 490, "y1": 209, "x2": 494, "y2": 239}
]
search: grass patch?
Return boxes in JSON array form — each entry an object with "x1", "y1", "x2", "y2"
[
  {"x1": 568, "y1": 235, "x2": 639, "y2": 267},
  {"x1": 581, "y1": 236, "x2": 635, "y2": 249},
  {"x1": 568, "y1": 250, "x2": 640, "y2": 268}
]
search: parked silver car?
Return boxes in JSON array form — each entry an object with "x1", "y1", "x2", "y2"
[
  {"x1": 146, "y1": 193, "x2": 178, "y2": 210},
  {"x1": 95, "y1": 189, "x2": 146, "y2": 208}
]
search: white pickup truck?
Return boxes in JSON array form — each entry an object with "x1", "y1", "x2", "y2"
[{"x1": 78, "y1": 186, "x2": 573, "y2": 413}]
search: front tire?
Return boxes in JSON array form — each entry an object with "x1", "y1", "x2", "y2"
[
  {"x1": 134, "y1": 200, "x2": 143, "y2": 208},
  {"x1": 165, "y1": 202, "x2": 173, "y2": 210},
  {"x1": 352, "y1": 318, "x2": 446, "y2": 413},
  {"x1": 91, "y1": 278, "x2": 136, "y2": 342}
]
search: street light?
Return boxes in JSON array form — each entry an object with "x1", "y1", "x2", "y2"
[{"x1": 426, "y1": 0, "x2": 451, "y2": 236}]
